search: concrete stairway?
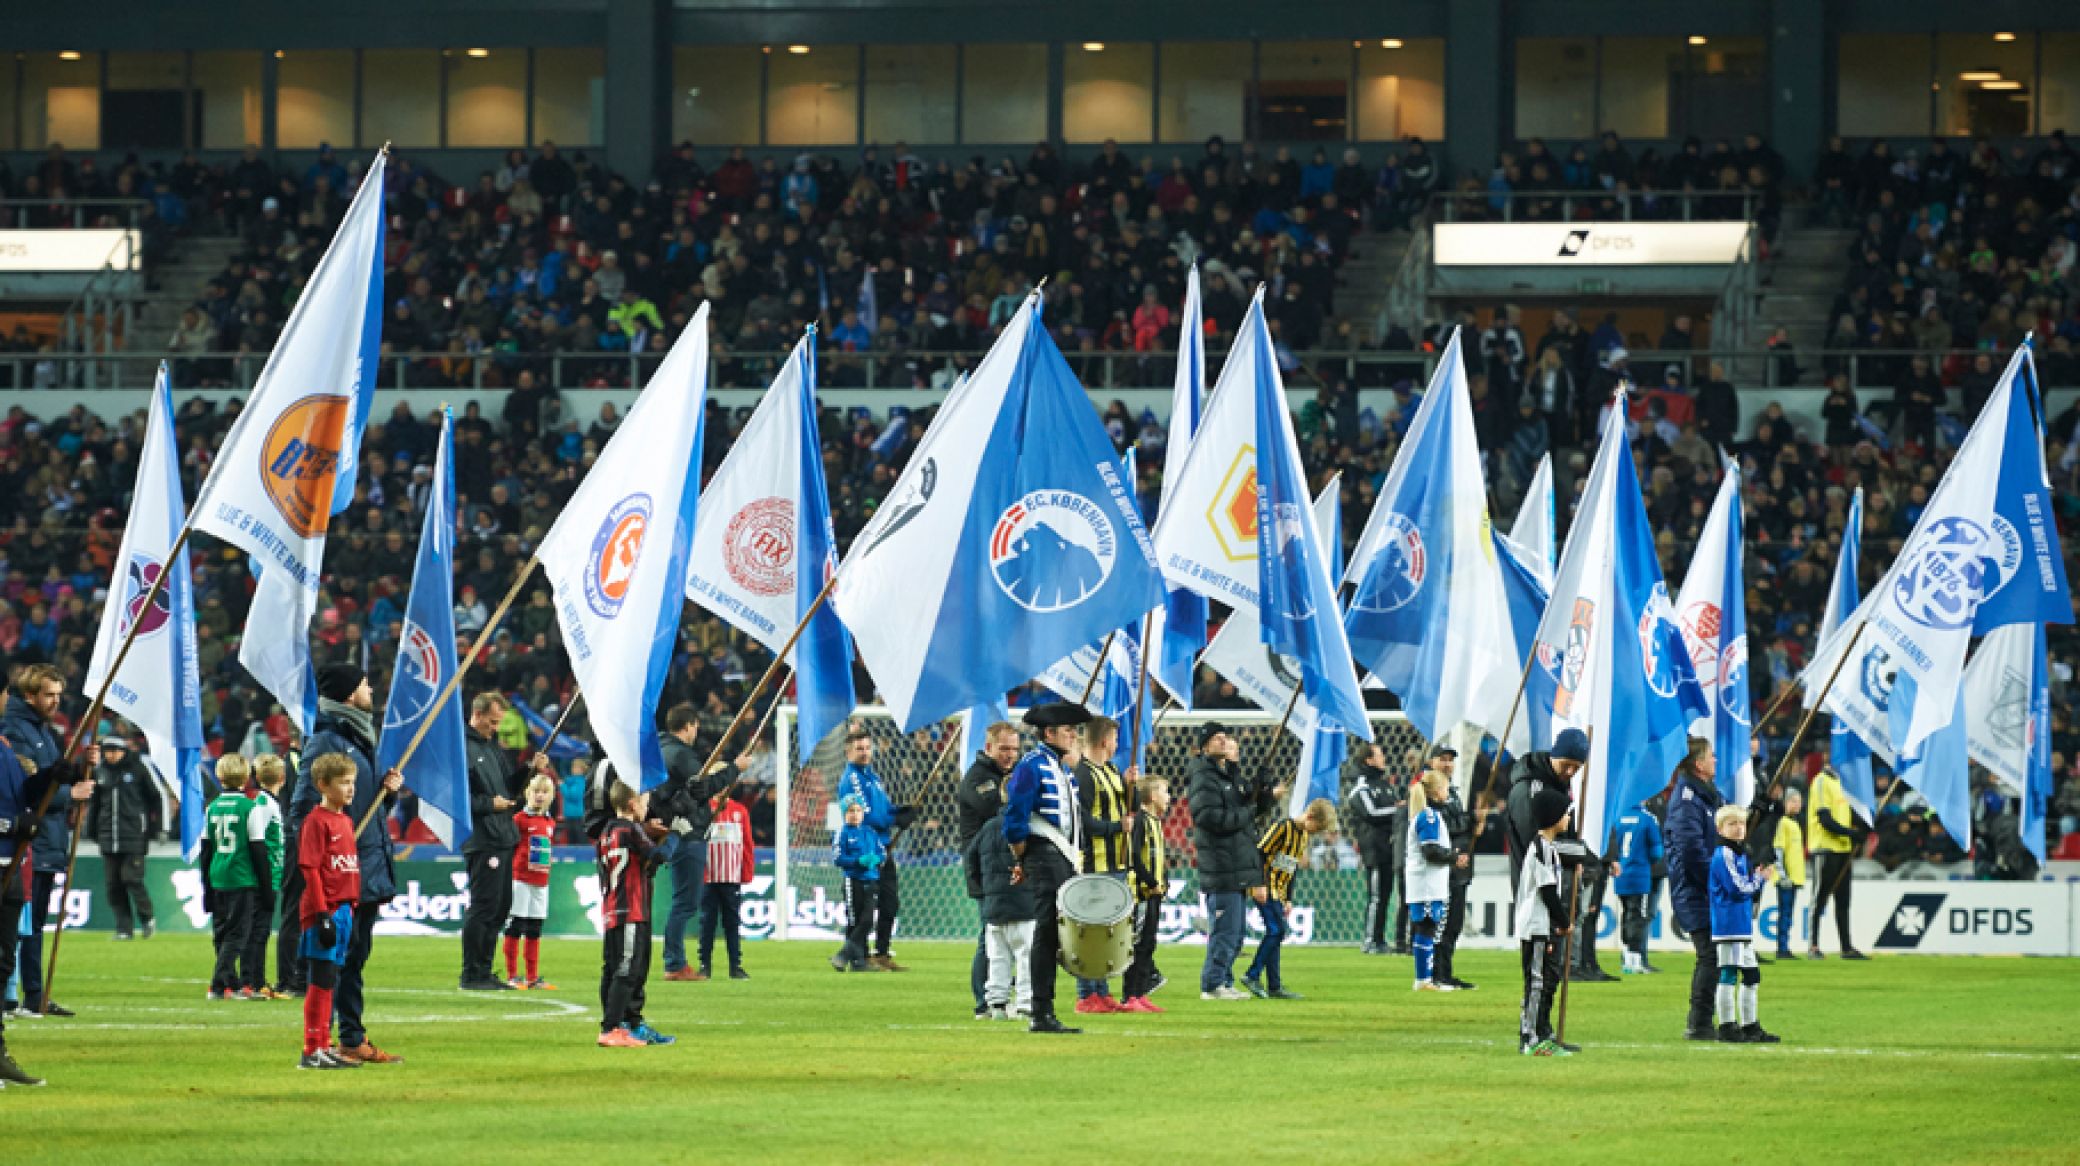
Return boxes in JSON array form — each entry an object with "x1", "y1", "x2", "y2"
[{"x1": 1753, "y1": 206, "x2": 1854, "y2": 385}]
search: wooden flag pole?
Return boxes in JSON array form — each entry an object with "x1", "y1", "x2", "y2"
[
  {"x1": 1130, "y1": 613, "x2": 1154, "y2": 773},
  {"x1": 3, "y1": 525, "x2": 196, "y2": 890},
  {"x1": 1077, "y1": 631, "x2": 1119, "y2": 708},
  {"x1": 1759, "y1": 620, "x2": 1868, "y2": 811},
  {"x1": 539, "y1": 689, "x2": 588, "y2": 759},
  {"x1": 696, "y1": 573, "x2": 840, "y2": 781},
  {"x1": 1553, "y1": 743, "x2": 1598, "y2": 1046},
  {"x1": 1476, "y1": 644, "x2": 1543, "y2": 805},
  {"x1": 357, "y1": 555, "x2": 540, "y2": 837}
]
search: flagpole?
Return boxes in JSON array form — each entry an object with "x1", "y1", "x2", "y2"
[
  {"x1": 1077, "y1": 630, "x2": 1119, "y2": 708},
  {"x1": 2, "y1": 525, "x2": 196, "y2": 890},
  {"x1": 1476, "y1": 644, "x2": 1542, "y2": 805},
  {"x1": 700, "y1": 673, "x2": 791, "y2": 810},
  {"x1": 35, "y1": 787, "x2": 91, "y2": 1013},
  {"x1": 1130, "y1": 612, "x2": 1153, "y2": 773},
  {"x1": 1756, "y1": 620, "x2": 1867, "y2": 817},
  {"x1": 890, "y1": 713, "x2": 967, "y2": 859},
  {"x1": 1554, "y1": 744, "x2": 1597, "y2": 1045},
  {"x1": 539, "y1": 689, "x2": 588, "y2": 760},
  {"x1": 357, "y1": 555, "x2": 540, "y2": 837},
  {"x1": 697, "y1": 572, "x2": 840, "y2": 782}
]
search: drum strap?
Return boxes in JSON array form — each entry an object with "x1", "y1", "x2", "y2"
[{"x1": 1029, "y1": 818, "x2": 1084, "y2": 873}]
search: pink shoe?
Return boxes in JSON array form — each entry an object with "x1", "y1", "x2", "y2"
[
  {"x1": 1073, "y1": 996, "x2": 1113, "y2": 1015},
  {"x1": 1121, "y1": 996, "x2": 1164, "y2": 1013}
]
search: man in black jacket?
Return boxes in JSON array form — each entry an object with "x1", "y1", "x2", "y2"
[
  {"x1": 1187, "y1": 723, "x2": 1278, "y2": 1000},
  {"x1": 289, "y1": 664, "x2": 405, "y2": 1064},
  {"x1": 2, "y1": 663, "x2": 92, "y2": 1018},
  {"x1": 1343, "y1": 744, "x2": 1396, "y2": 954},
  {"x1": 87, "y1": 736, "x2": 161, "y2": 941},
  {"x1": 658, "y1": 703, "x2": 729, "y2": 981},
  {"x1": 1432, "y1": 747, "x2": 1477, "y2": 990},
  {"x1": 1505, "y1": 728, "x2": 1588, "y2": 889},
  {"x1": 955, "y1": 719, "x2": 1019, "y2": 1018},
  {"x1": 459, "y1": 692, "x2": 536, "y2": 991}
]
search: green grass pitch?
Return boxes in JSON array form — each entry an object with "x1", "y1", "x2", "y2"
[{"x1": 12, "y1": 935, "x2": 2079, "y2": 1163}]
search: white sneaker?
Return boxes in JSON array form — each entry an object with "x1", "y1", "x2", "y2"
[
  {"x1": 986, "y1": 1006, "x2": 1009, "y2": 1021},
  {"x1": 1201, "y1": 985, "x2": 1252, "y2": 1001}
]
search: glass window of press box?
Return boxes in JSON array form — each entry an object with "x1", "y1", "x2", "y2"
[
  {"x1": 1840, "y1": 32, "x2": 2063, "y2": 137},
  {"x1": 1514, "y1": 36, "x2": 1767, "y2": 145}
]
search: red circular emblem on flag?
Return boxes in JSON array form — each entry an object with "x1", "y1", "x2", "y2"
[
  {"x1": 1681, "y1": 600, "x2": 1722, "y2": 672},
  {"x1": 723, "y1": 497, "x2": 796, "y2": 598}
]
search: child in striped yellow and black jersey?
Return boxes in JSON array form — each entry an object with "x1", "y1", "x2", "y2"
[
  {"x1": 1240, "y1": 798, "x2": 1338, "y2": 1001},
  {"x1": 1118, "y1": 776, "x2": 1171, "y2": 1013}
]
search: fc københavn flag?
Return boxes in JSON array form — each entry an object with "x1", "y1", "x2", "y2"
[
  {"x1": 540, "y1": 302, "x2": 712, "y2": 790},
  {"x1": 374, "y1": 409, "x2": 470, "y2": 847},
  {"x1": 1344, "y1": 327, "x2": 1518, "y2": 748},
  {"x1": 1148, "y1": 262, "x2": 1210, "y2": 707},
  {"x1": 1673, "y1": 459, "x2": 1753, "y2": 805},
  {"x1": 1809, "y1": 344, "x2": 2071, "y2": 762},
  {"x1": 686, "y1": 331, "x2": 857, "y2": 761},
  {"x1": 833, "y1": 292, "x2": 1163, "y2": 731},
  {"x1": 190, "y1": 150, "x2": 386, "y2": 734},
  {"x1": 84, "y1": 364, "x2": 208, "y2": 860},
  {"x1": 1506, "y1": 452, "x2": 1556, "y2": 572},
  {"x1": 1291, "y1": 473, "x2": 1349, "y2": 819},
  {"x1": 1535, "y1": 390, "x2": 1705, "y2": 851},
  {"x1": 1152, "y1": 289, "x2": 1369, "y2": 740},
  {"x1": 1813, "y1": 487, "x2": 1875, "y2": 818},
  {"x1": 1493, "y1": 528, "x2": 1559, "y2": 755}
]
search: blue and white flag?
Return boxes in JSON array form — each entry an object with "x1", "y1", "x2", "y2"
[
  {"x1": 374, "y1": 410, "x2": 470, "y2": 847},
  {"x1": 541, "y1": 302, "x2": 712, "y2": 790},
  {"x1": 1673, "y1": 460, "x2": 1753, "y2": 805},
  {"x1": 687, "y1": 332, "x2": 857, "y2": 761},
  {"x1": 1814, "y1": 487, "x2": 1875, "y2": 818},
  {"x1": 1198, "y1": 477, "x2": 1342, "y2": 742},
  {"x1": 510, "y1": 695, "x2": 590, "y2": 762},
  {"x1": 1153, "y1": 290, "x2": 1370, "y2": 740},
  {"x1": 833, "y1": 293, "x2": 1163, "y2": 731},
  {"x1": 1810, "y1": 345, "x2": 2071, "y2": 762},
  {"x1": 1149, "y1": 263, "x2": 1210, "y2": 707},
  {"x1": 1534, "y1": 390, "x2": 1707, "y2": 850},
  {"x1": 190, "y1": 150, "x2": 386, "y2": 734},
  {"x1": 1344, "y1": 328, "x2": 1517, "y2": 747},
  {"x1": 84, "y1": 365, "x2": 207, "y2": 860},
  {"x1": 1506, "y1": 452, "x2": 1556, "y2": 572},
  {"x1": 1292, "y1": 475, "x2": 1348, "y2": 819},
  {"x1": 1964, "y1": 621, "x2": 2052, "y2": 865},
  {"x1": 960, "y1": 697, "x2": 1013, "y2": 764},
  {"x1": 1494, "y1": 530, "x2": 1558, "y2": 755}
]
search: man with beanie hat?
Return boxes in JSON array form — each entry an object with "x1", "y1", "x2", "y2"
[
  {"x1": 1505, "y1": 727, "x2": 1588, "y2": 891},
  {"x1": 1187, "y1": 721, "x2": 1278, "y2": 1001},
  {"x1": 286, "y1": 664, "x2": 406, "y2": 1064}
]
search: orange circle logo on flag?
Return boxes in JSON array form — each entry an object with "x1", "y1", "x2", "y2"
[{"x1": 259, "y1": 395, "x2": 351, "y2": 538}]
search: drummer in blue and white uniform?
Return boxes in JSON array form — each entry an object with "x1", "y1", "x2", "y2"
[{"x1": 1003, "y1": 703, "x2": 1088, "y2": 1035}]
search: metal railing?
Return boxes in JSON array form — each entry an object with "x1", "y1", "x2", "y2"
[
  {"x1": 1709, "y1": 223, "x2": 1763, "y2": 360},
  {"x1": 1433, "y1": 188, "x2": 1759, "y2": 224},
  {"x1": 2, "y1": 346, "x2": 2060, "y2": 395},
  {"x1": 1378, "y1": 207, "x2": 1432, "y2": 343},
  {"x1": 58, "y1": 235, "x2": 143, "y2": 368},
  {"x1": 0, "y1": 197, "x2": 151, "y2": 230}
]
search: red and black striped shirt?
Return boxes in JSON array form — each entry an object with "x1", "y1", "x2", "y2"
[{"x1": 596, "y1": 818, "x2": 656, "y2": 926}]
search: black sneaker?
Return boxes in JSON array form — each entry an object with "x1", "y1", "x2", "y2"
[
  {"x1": 729, "y1": 968, "x2": 749, "y2": 981},
  {"x1": 1446, "y1": 977, "x2": 1478, "y2": 991},
  {"x1": 40, "y1": 1002, "x2": 74, "y2": 1018},
  {"x1": 0, "y1": 1047, "x2": 44, "y2": 1086},
  {"x1": 1741, "y1": 1023, "x2": 1782, "y2": 1044},
  {"x1": 1718, "y1": 1023, "x2": 1745, "y2": 1043},
  {"x1": 140, "y1": 919, "x2": 155, "y2": 939},
  {"x1": 1841, "y1": 950, "x2": 1870, "y2": 961},
  {"x1": 1028, "y1": 1013, "x2": 1081, "y2": 1034},
  {"x1": 459, "y1": 978, "x2": 516, "y2": 992},
  {"x1": 113, "y1": 932, "x2": 134, "y2": 941},
  {"x1": 1685, "y1": 1026, "x2": 1717, "y2": 1041},
  {"x1": 830, "y1": 954, "x2": 850, "y2": 972}
]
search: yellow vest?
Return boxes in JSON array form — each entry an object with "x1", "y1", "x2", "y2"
[
  {"x1": 1806, "y1": 771, "x2": 1855, "y2": 855},
  {"x1": 1772, "y1": 816, "x2": 1807, "y2": 886}
]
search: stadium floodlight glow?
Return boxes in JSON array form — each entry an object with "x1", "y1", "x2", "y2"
[
  {"x1": 1993, "y1": 31, "x2": 2017, "y2": 42},
  {"x1": 58, "y1": 50, "x2": 82, "y2": 61},
  {"x1": 1381, "y1": 39, "x2": 1404, "y2": 49},
  {"x1": 1958, "y1": 71, "x2": 2003, "y2": 82},
  {"x1": 466, "y1": 47, "x2": 490, "y2": 58},
  {"x1": 1980, "y1": 80, "x2": 2023, "y2": 90},
  {"x1": 1688, "y1": 35, "x2": 1708, "y2": 46},
  {"x1": 788, "y1": 44, "x2": 811, "y2": 54},
  {"x1": 1082, "y1": 42, "x2": 1105, "y2": 52}
]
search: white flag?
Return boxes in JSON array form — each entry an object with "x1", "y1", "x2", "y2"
[
  {"x1": 539, "y1": 303, "x2": 711, "y2": 790},
  {"x1": 1196, "y1": 476, "x2": 1341, "y2": 742}
]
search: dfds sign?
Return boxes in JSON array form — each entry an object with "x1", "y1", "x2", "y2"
[
  {"x1": 1435, "y1": 222, "x2": 1751, "y2": 266},
  {"x1": 1867, "y1": 883, "x2": 2068, "y2": 956}
]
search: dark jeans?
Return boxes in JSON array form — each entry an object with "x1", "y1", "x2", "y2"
[
  {"x1": 1363, "y1": 864, "x2": 1389, "y2": 947},
  {"x1": 0, "y1": 884, "x2": 23, "y2": 1036},
  {"x1": 697, "y1": 883, "x2": 743, "y2": 971},
  {"x1": 460, "y1": 849, "x2": 513, "y2": 983},
  {"x1": 1687, "y1": 924, "x2": 1718, "y2": 1032},
  {"x1": 1809, "y1": 852, "x2": 1854, "y2": 952},
  {"x1": 1023, "y1": 848, "x2": 1073, "y2": 1018},
  {"x1": 243, "y1": 890, "x2": 275, "y2": 990},
  {"x1": 971, "y1": 916, "x2": 988, "y2": 1010},
  {"x1": 1436, "y1": 881, "x2": 1468, "y2": 981},
  {"x1": 209, "y1": 888, "x2": 256, "y2": 992},
  {"x1": 660, "y1": 835, "x2": 706, "y2": 973},
  {"x1": 871, "y1": 857, "x2": 900, "y2": 956},
  {"x1": 838, "y1": 877, "x2": 876, "y2": 968},
  {"x1": 1775, "y1": 884, "x2": 1800, "y2": 954},
  {"x1": 1244, "y1": 897, "x2": 1288, "y2": 990},
  {"x1": 103, "y1": 852, "x2": 154, "y2": 935},
  {"x1": 599, "y1": 919, "x2": 651, "y2": 1033},
  {"x1": 276, "y1": 857, "x2": 306, "y2": 991},
  {"x1": 1201, "y1": 891, "x2": 1246, "y2": 991},
  {"x1": 1122, "y1": 896, "x2": 1163, "y2": 999},
  {"x1": 20, "y1": 870, "x2": 55, "y2": 1005},
  {"x1": 335, "y1": 901, "x2": 381, "y2": 1048}
]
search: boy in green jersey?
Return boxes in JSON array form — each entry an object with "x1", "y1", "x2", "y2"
[{"x1": 201, "y1": 756, "x2": 275, "y2": 1001}]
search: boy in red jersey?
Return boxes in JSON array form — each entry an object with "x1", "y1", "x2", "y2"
[
  {"x1": 505, "y1": 774, "x2": 560, "y2": 989},
  {"x1": 697, "y1": 784, "x2": 755, "y2": 980},
  {"x1": 296, "y1": 756, "x2": 362, "y2": 1070},
  {"x1": 596, "y1": 780, "x2": 669, "y2": 1048}
]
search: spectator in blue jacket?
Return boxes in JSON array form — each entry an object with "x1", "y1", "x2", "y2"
[
  {"x1": 1611, "y1": 803, "x2": 1664, "y2": 976},
  {"x1": 1663, "y1": 737, "x2": 1724, "y2": 1041},
  {"x1": 831, "y1": 797, "x2": 885, "y2": 973},
  {"x1": 837, "y1": 727, "x2": 913, "y2": 972}
]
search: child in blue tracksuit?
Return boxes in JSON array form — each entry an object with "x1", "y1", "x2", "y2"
[
  {"x1": 1611, "y1": 805, "x2": 1664, "y2": 975},
  {"x1": 1405, "y1": 769, "x2": 1456, "y2": 991},
  {"x1": 1708, "y1": 805, "x2": 1780, "y2": 1045},
  {"x1": 831, "y1": 798, "x2": 886, "y2": 973}
]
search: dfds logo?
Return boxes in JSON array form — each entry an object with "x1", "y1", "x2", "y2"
[
  {"x1": 260, "y1": 395, "x2": 351, "y2": 538},
  {"x1": 1876, "y1": 892, "x2": 2035, "y2": 949}
]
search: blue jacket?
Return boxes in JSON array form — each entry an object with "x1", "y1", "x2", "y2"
[
  {"x1": 1664, "y1": 773, "x2": 1724, "y2": 932},
  {"x1": 292, "y1": 707, "x2": 398, "y2": 905},
  {"x1": 0, "y1": 748, "x2": 56, "y2": 884},
  {"x1": 1610, "y1": 809, "x2": 1664, "y2": 896},
  {"x1": 837, "y1": 761, "x2": 896, "y2": 846},
  {"x1": 1707, "y1": 840, "x2": 1769, "y2": 940},
  {"x1": 2, "y1": 694, "x2": 71, "y2": 870},
  {"x1": 835, "y1": 822, "x2": 885, "y2": 882}
]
